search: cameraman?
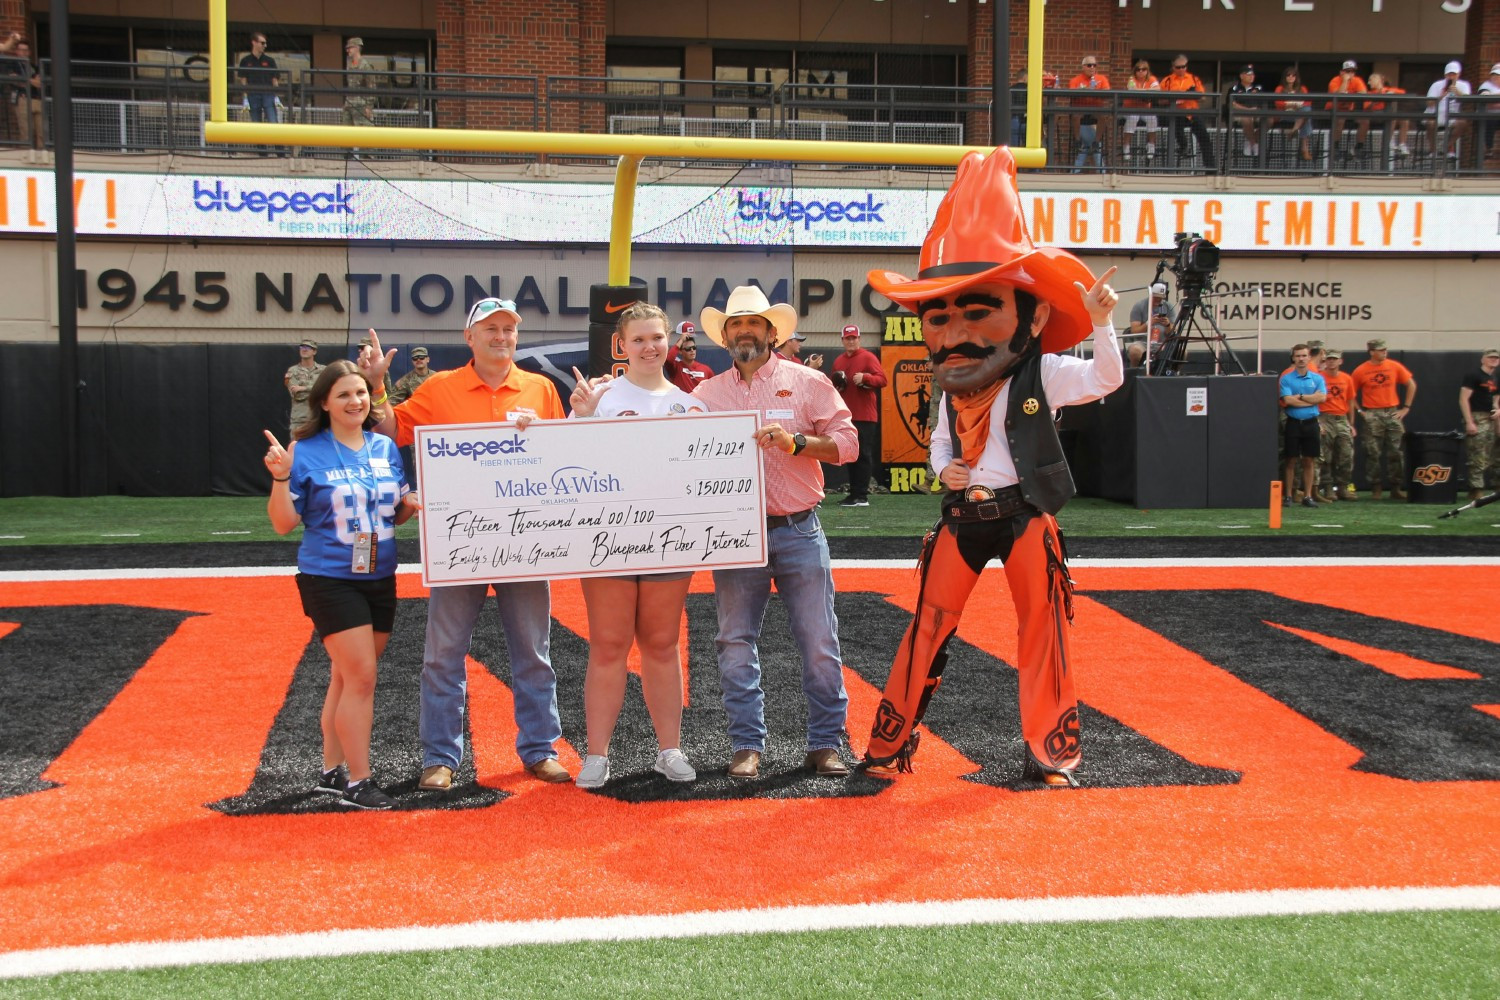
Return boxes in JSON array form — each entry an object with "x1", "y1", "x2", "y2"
[
  {"x1": 1425, "y1": 61, "x2": 1471, "y2": 160},
  {"x1": 1129, "y1": 281, "x2": 1173, "y2": 363}
]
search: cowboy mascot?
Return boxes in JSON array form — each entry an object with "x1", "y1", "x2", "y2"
[{"x1": 862, "y1": 148, "x2": 1123, "y2": 786}]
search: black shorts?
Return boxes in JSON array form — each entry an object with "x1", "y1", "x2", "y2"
[
  {"x1": 296, "y1": 573, "x2": 398, "y2": 637},
  {"x1": 1283, "y1": 416, "x2": 1320, "y2": 458}
]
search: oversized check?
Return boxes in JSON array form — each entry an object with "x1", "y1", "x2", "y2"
[{"x1": 415, "y1": 412, "x2": 767, "y2": 586}]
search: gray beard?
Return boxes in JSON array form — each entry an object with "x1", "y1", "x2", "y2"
[{"x1": 732, "y1": 341, "x2": 767, "y2": 364}]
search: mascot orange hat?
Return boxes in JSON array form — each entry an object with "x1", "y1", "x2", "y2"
[{"x1": 867, "y1": 148, "x2": 1097, "y2": 354}]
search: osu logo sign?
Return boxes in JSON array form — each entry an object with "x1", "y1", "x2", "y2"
[{"x1": 1413, "y1": 463, "x2": 1451, "y2": 486}]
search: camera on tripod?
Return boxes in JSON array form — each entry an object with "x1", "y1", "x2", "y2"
[{"x1": 1167, "y1": 232, "x2": 1220, "y2": 289}]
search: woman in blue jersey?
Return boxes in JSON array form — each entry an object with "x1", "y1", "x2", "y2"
[
  {"x1": 568, "y1": 302, "x2": 704, "y2": 789},
  {"x1": 263, "y1": 359, "x2": 418, "y2": 810}
]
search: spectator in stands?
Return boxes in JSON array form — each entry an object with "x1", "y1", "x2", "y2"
[
  {"x1": 1275, "y1": 65, "x2": 1314, "y2": 162},
  {"x1": 1458, "y1": 348, "x2": 1499, "y2": 500},
  {"x1": 262, "y1": 360, "x2": 417, "y2": 811},
  {"x1": 831, "y1": 324, "x2": 886, "y2": 507},
  {"x1": 284, "y1": 338, "x2": 324, "y2": 433},
  {"x1": 237, "y1": 31, "x2": 281, "y2": 130},
  {"x1": 1365, "y1": 73, "x2": 1412, "y2": 157},
  {"x1": 1121, "y1": 60, "x2": 1160, "y2": 163},
  {"x1": 1327, "y1": 60, "x2": 1369, "y2": 153},
  {"x1": 1161, "y1": 54, "x2": 1217, "y2": 171},
  {"x1": 664, "y1": 320, "x2": 715, "y2": 393},
  {"x1": 1478, "y1": 64, "x2": 1500, "y2": 160},
  {"x1": 343, "y1": 37, "x2": 376, "y2": 128},
  {"x1": 1426, "y1": 61, "x2": 1471, "y2": 160},
  {"x1": 1068, "y1": 55, "x2": 1111, "y2": 172},
  {"x1": 1350, "y1": 337, "x2": 1416, "y2": 500},
  {"x1": 2, "y1": 34, "x2": 42, "y2": 150},
  {"x1": 1229, "y1": 65, "x2": 1264, "y2": 158}
]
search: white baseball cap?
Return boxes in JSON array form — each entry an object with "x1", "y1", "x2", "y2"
[
  {"x1": 1341, "y1": 60, "x2": 1357, "y2": 70},
  {"x1": 1445, "y1": 60, "x2": 1462, "y2": 75}
]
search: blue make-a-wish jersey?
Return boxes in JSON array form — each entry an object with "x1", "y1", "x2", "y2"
[{"x1": 288, "y1": 430, "x2": 408, "y2": 579}]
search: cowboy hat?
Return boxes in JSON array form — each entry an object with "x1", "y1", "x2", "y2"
[
  {"x1": 867, "y1": 148, "x2": 1097, "y2": 354},
  {"x1": 698, "y1": 286, "x2": 799, "y2": 348}
]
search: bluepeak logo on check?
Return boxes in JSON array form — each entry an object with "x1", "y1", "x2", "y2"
[{"x1": 414, "y1": 411, "x2": 767, "y2": 586}]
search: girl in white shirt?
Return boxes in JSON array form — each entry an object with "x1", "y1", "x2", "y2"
[{"x1": 567, "y1": 303, "x2": 704, "y2": 789}]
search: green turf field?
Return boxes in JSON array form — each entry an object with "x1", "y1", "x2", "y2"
[
  {"x1": 0, "y1": 492, "x2": 1494, "y2": 547},
  {"x1": 3, "y1": 910, "x2": 1496, "y2": 999}
]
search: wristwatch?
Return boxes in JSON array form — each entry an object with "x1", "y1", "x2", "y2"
[{"x1": 790, "y1": 432, "x2": 807, "y2": 456}]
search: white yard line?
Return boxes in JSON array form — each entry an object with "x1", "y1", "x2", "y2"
[
  {"x1": 1, "y1": 885, "x2": 1495, "y2": 979},
  {"x1": 4, "y1": 555, "x2": 1500, "y2": 583}
]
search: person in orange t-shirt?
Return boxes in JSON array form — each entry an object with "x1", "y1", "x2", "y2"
[
  {"x1": 1365, "y1": 73, "x2": 1412, "y2": 156},
  {"x1": 1350, "y1": 337, "x2": 1416, "y2": 499},
  {"x1": 1318, "y1": 350, "x2": 1358, "y2": 500},
  {"x1": 1327, "y1": 61, "x2": 1370, "y2": 152},
  {"x1": 1160, "y1": 53, "x2": 1217, "y2": 169},
  {"x1": 1068, "y1": 55, "x2": 1112, "y2": 171}
]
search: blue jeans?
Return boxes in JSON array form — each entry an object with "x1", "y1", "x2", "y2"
[
  {"x1": 420, "y1": 580, "x2": 560, "y2": 770},
  {"x1": 246, "y1": 92, "x2": 278, "y2": 124},
  {"x1": 711, "y1": 511, "x2": 849, "y2": 753},
  {"x1": 1074, "y1": 121, "x2": 1102, "y2": 169}
]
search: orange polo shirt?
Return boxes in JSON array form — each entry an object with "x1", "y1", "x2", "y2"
[
  {"x1": 1350, "y1": 358, "x2": 1413, "y2": 410},
  {"x1": 393, "y1": 360, "x2": 565, "y2": 447}
]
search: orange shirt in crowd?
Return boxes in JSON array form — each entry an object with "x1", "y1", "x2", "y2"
[
  {"x1": 1161, "y1": 69, "x2": 1204, "y2": 110},
  {"x1": 1320, "y1": 370, "x2": 1354, "y2": 416},
  {"x1": 1326, "y1": 73, "x2": 1367, "y2": 112},
  {"x1": 1275, "y1": 84, "x2": 1310, "y2": 113},
  {"x1": 1363, "y1": 85, "x2": 1405, "y2": 113},
  {"x1": 1350, "y1": 358, "x2": 1414, "y2": 410},
  {"x1": 1123, "y1": 73, "x2": 1160, "y2": 108},
  {"x1": 1069, "y1": 70, "x2": 1113, "y2": 108}
]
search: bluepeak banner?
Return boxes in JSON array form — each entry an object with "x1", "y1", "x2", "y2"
[{"x1": 1, "y1": 169, "x2": 1497, "y2": 253}]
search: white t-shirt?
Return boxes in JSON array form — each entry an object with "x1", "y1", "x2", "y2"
[
  {"x1": 1426, "y1": 77, "x2": 1471, "y2": 124},
  {"x1": 587, "y1": 377, "x2": 703, "y2": 418}
]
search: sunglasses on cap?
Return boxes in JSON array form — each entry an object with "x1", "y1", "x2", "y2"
[{"x1": 466, "y1": 297, "x2": 518, "y2": 328}]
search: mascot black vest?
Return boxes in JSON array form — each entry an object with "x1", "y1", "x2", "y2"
[{"x1": 946, "y1": 350, "x2": 1076, "y2": 515}]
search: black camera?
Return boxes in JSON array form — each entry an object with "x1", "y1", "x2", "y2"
[{"x1": 1172, "y1": 232, "x2": 1220, "y2": 280}]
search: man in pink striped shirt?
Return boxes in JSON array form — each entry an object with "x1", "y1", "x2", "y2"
[{"x1": 694, "y1": 286, "x2": 859, "y2": 780}]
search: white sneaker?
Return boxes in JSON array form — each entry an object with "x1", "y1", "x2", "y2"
[
  {"x1": 1396, "y1": 143, "x2": 1410, "y2": 156},
  {"x1": 576, "y1": 754, "x2": 610, "y2": 789},
  {"x1": 653, "y1": 748, "x2": 696, "y2": 783}
]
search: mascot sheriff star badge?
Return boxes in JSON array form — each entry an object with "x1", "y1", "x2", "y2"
[{"x1": 862, "y1": 148, "x2": 1124, "y2": 787}]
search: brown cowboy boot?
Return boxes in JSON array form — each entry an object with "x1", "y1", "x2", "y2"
[{"x1": 1390, "y1": 484, "x2": 1408, "y2": 500}]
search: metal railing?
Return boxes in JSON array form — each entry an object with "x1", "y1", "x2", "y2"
[{"x1": 3, "y1": 60, "x2": 1496, "y2": 176}]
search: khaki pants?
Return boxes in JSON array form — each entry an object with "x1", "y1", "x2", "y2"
[{"x1": 10, "y1": 94, "x2": 42, "y2": 149}]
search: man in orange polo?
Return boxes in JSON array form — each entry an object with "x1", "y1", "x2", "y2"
[
  {"x1": 359, "y1": 299, "x2": 571, "y2": 790},
  {"x1": 1161, "y1": 53, "x2": 1217, "y2": 171},
  {"x1": 1350, "y1": 337, "x2": 1416, "y2": 500}
]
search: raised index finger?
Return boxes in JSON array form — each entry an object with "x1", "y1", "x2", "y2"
[
  {"x1": 1090, "y1": 265, "x2": 1119, "y2": 294},
  {"x1": 262, "y1": 429, "x2": 283, "y2": 450}
]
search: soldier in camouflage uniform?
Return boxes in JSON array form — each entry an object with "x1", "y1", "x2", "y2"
[
  {"x1": 1458, "y1": 348, "x2": 1499, "y2": 500},
  {"x1": 1350, "y1": 337, "x2": 1416, "y2": 500},
  {"x1": 1318, "y1": 350, "x2": 1357, "y2": 500},
  {"x1": 343, "y1": 38, "x2": 376, "y2": 127},
  {"x1": 390, "y1": 345, "x2": 433, "y2": 404},
  {"x1": 284, "y1": 338, "x2": 324, "y2": 432}
]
